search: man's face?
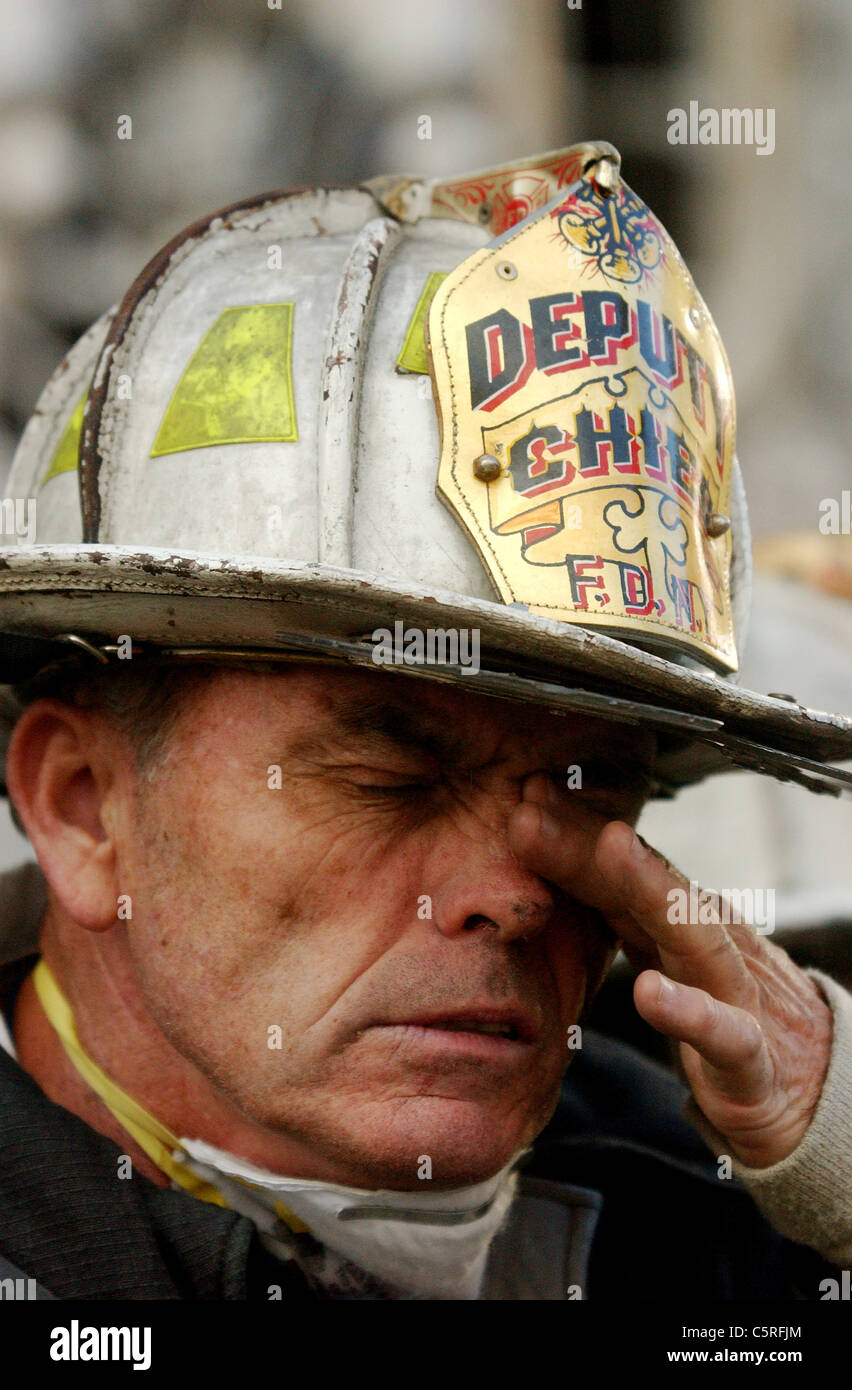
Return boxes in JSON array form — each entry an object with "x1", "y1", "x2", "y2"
[{"x1": 115, "y1": 664, "x2": 654, "y2": 1189}]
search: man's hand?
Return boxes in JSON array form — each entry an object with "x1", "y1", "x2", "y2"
[{"x1": 508, "y1": 773, "x2": 833, "y2": 1170}]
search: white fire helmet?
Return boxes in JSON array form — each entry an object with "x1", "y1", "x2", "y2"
[{"x1": 1, "y1": 142, "x2": 850, "y2": 798}]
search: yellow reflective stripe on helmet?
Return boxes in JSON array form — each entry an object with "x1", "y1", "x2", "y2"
[
  {"x1": 396, "y1": 271, "x2": 447, "y2": 374},
  {"x1": 150, "y1": 303, "x2": 298, "y2": 457},
  {"x1": 41, "y1": 387, "x2": 88, "y2": 486},
  {"x1": 31, "y1": 959, "x2": 308, "y2": 1231}
]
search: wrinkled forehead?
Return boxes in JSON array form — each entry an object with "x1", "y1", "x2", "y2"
[{"x1": 188, "y1": 661, "x2": 657, "y2": 779}]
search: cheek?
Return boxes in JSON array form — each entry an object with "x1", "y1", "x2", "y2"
[
  {"x1": 544, "y1": 904, "x2": 617, "y2": 1022},
  {"x1": 119, "y1": 773, "x2": 428, "y2": 1036}
]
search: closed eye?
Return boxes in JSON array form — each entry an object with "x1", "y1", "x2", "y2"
[
  {"x1": 336, "y1": 764, "x2": 440, "y2": 796},
  {"x1": 359, "y1": 782, "x2": 433, "y2": 798}
]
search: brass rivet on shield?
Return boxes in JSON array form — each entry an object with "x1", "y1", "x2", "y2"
[
  {"x1": 473, "y1": 453, "x2": 501, "y2": 482},
  {"x1": 705, "y1": 513, "x2": 731, "y2": 538},
  {"x1": 496, "y1": 260, "x2": 517, "y2": 280}
]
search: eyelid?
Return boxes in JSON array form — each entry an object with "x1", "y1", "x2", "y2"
[{"x1": 339, "y1": 763, "x2": 438, "y2": 784}]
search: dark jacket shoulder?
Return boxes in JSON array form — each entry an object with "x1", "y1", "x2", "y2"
[
  {"x1": 0, "y1": 1045, "x2": 305, "y2": 1299},
  {"x1": 528, "y1": 1030, "x2": 833, "y2": 1300}
]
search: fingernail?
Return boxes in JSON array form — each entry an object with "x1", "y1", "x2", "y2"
[
  {"x1": 631, "y1": 831, "x2": 652, "y2": 862},
  {"x1": 539, "y1": 808, "x2": 561, "y2": 839},
  {"x1": 656, "y1": 973, "x2": 676, "y2": 1003}
]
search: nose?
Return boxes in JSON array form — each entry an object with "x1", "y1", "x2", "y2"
[{"x1": 428, "y1": 837, "x2": 556, "y2": 945}]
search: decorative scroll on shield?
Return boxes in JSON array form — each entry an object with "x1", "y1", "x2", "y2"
[
  {"x1": 366, "y1": 141, "x2": 620, "y2": 238},
  {"x1": 427, "y1": 175, "x2": 738, "y2": 671},
  {"x1": 427, "y1": 143, "x2": 615, "y2": 236}
]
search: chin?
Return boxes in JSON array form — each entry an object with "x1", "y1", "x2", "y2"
[{"x1": 327, "y1": 1095, "x2": 550, "y2": 1191}]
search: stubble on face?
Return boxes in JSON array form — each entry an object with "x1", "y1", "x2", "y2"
[{"x1": 114, "y1": 665, "x2": 652, "y2": 1188}]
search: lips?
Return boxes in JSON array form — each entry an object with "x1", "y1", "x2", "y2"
[
  {"x1": 378, "y1": 1006, "x2": 538, "y2": 1044},
  {"x1": 433, "y1": 1019, "x2": 517, "y2": 1038}
]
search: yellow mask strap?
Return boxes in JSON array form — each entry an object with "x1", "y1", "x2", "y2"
[{"x1": 31, "y1": 959, "x2": 304, "y2": 1230}]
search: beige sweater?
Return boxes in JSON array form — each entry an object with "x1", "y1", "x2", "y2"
[{"x1": 685, "y1": 969, "x2": 852, "y2": 1268}]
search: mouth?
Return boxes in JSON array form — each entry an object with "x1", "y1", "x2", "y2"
[
  {"x1": 377, "y1": 1007, "x2": 537, "y2": 1046},
  {"x1": 417, "y1": 1018, "x2": 520, "y2": 1041}
]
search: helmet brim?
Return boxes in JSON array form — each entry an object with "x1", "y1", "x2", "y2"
[{"x1": 1, "y1": 543, "x2": 850, "y2": 797}]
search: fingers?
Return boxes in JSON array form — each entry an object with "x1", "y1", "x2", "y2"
[
  {"x1": 509, "y1": 800, "x2": 659, "y2": 955},
  {"x1": 509, "y1": 799, "x2": 621, "y2": 911},
  {"x1": 511, "y1": 774, "x2": 832, "y2": 1168},
  {"x1": 508, "y1": 775, "x2": 756, "y2": 1010},
  {"x1": 633, "y1": 970, "x2": 772, "y2": 1103},
  {"x1": 508, "y1": 775, "x2": 647, "y2": 933},
  {"x1": 594, "y1": 821, "x2": 756, "y2": 1007}
]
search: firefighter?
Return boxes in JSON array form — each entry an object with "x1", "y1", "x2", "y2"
[{"x1": 0, "y1": 144, "x2": 849, "y2": 1300}]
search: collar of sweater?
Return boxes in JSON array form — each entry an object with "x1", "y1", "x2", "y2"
[{"x1": 176, "y1": 1136, "x2": 525, "y2": 1299}]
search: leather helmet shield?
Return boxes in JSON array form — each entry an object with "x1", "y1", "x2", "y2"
[{"x1": 428, "y1": 174, "x2": 737, "y2": 671}]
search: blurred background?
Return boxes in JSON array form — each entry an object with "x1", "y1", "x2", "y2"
[{"x1": 0, "y1": 0, "x2": 850, "y2": 986}]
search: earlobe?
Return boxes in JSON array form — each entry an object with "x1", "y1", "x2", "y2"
[{"x1": 6, "y1": 699, "x2": 124, "y2": 933}]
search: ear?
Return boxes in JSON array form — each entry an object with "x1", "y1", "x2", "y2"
[{"x1": 6, "y1": 699, "x2": 129, "y2": 932}]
